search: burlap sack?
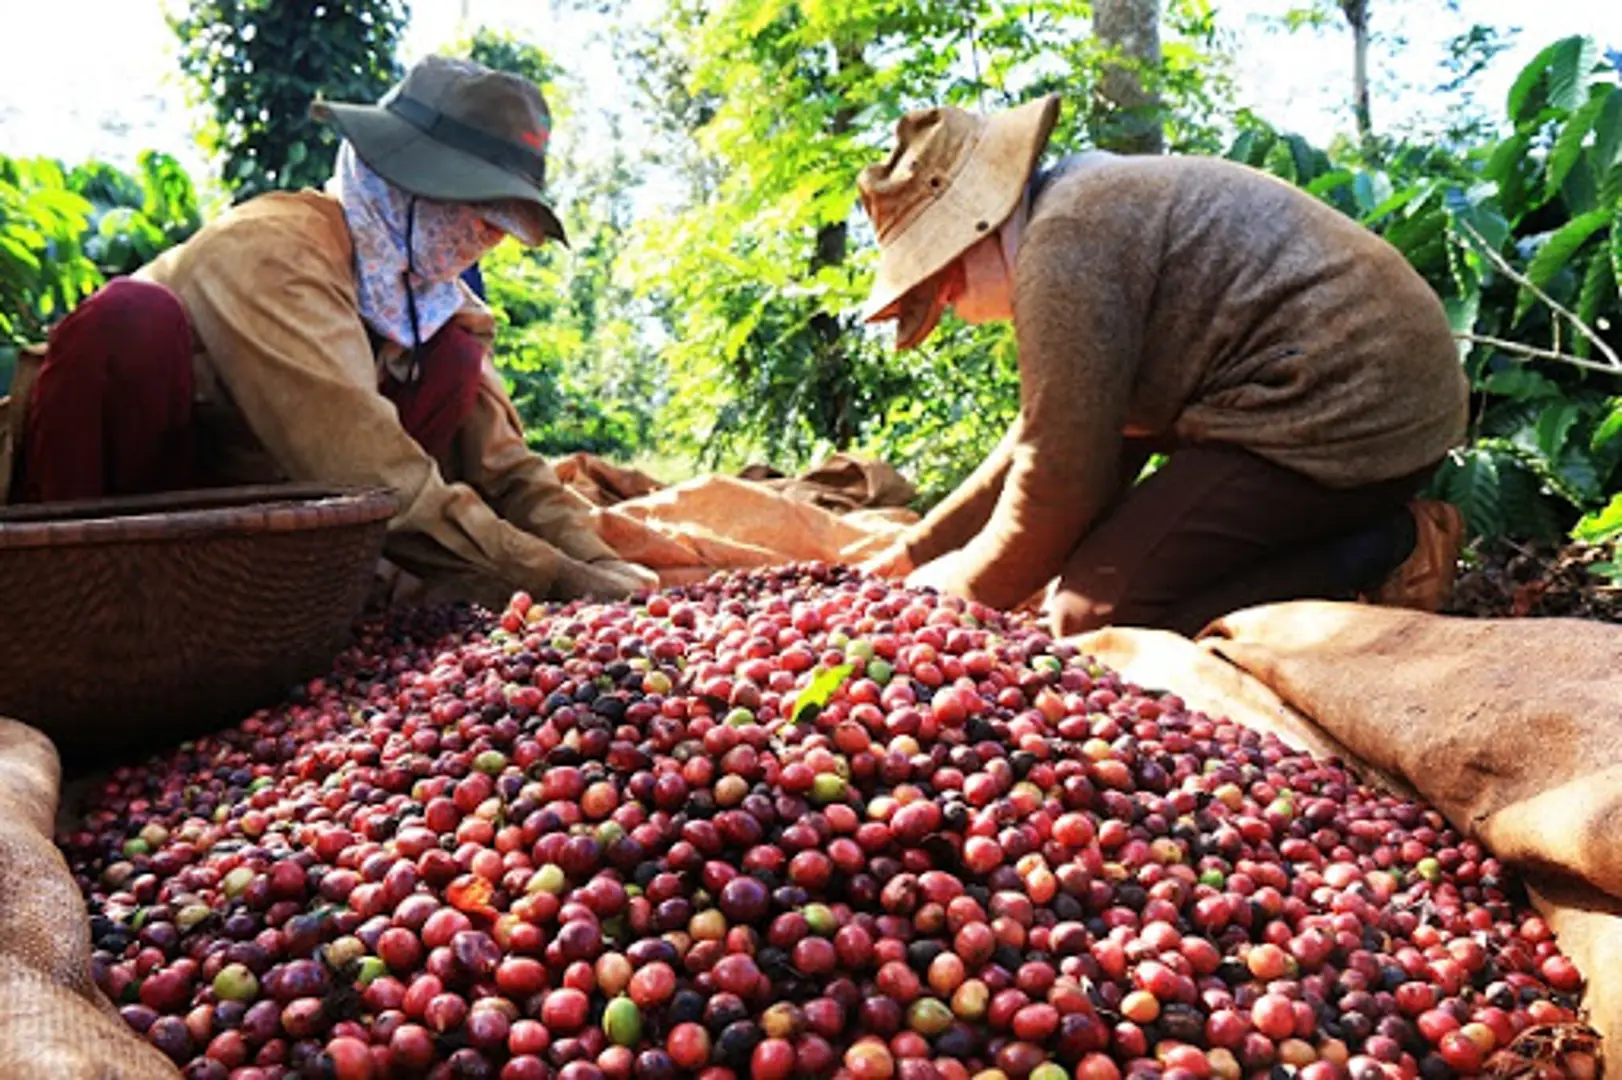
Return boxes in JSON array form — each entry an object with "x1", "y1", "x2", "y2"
[
  {"x1": 751, "y1": 452, "x2": 918, "y2": 513},
  {"x1": 557, "y1": 451, "x2": 918, "y2": 515},
  {"x1": 1197, "y1": 602, "x2": 1622, "y2": 1043},
  {"x1": 1066, "y1": 627, "x2": 1419, "y2": 801},
  {"x1": 552, "y1": 453, "x2": 665, "y2": 507},
  {"x1": 0, "y1": 719, "x2": 179, "y2": 1079},
  {"x1": 591, "y1": 475, "x2": 916, "y2": 587}
]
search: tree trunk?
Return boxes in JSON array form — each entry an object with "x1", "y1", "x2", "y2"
[
  {"x1": 808, "y1": 43, "x2": 864, "y2": 449},
  {"x1": 1091, "y1": 0, "x2": 1164, "y2": 155},
  {"x1": 1341, "y1": 0, "x2": 1373, "y2": 150}
]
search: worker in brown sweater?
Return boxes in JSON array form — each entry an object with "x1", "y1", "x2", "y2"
[{"x1": 857, "y1": 96, "x2": 1469, "y2": 636}]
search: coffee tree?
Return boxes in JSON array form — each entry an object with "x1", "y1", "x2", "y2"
[{"x1": 172, "y1": 0, "x2": 408, "y2": 200}]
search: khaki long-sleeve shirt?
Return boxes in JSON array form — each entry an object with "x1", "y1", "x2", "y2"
[{"x1": 0, "y1": 191, "x2": 618, "y2": 600}]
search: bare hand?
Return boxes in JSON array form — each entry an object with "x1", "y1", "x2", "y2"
[
  {"x1": 905, "y1": 553, "x2": 973, "y2": 599},
  {"x1": 557, "y1": 556, "x2": 659, "y2": 600},
  {"x1": 859, "y1": 542, "x2": 915, "y2": 580}
]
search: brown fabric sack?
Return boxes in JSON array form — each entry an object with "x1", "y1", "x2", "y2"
[
  {"x1": 591, "y1": 476, "x2": 915, "y2": 587},
  {"x1": 1065, "y1": 627, "x2": 1420, "y2": 801},
  {"x1": 751, "y1": 452, "x2": 918, "y2": 513},
  {"x1": 1197, "y1": 602, "x2": 1622, "y2": 1043},
  {"x1": 552, "y1": 452, "x2": 665, "y2": 507},
  {"x1": 555, "y1": 451, "x2": 918, "y2": 515},
  {"x1": 0, "y1": 719, "x2": 180, "y2": 1079}
]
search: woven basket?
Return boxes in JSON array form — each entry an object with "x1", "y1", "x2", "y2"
[{"x1": 0, "y1": 484, "x2": 396, "y2": 766}]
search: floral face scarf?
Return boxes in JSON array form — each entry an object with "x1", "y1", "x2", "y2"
[{"x1": 330, "y1": 142, "x2": 537, "y2": 358}]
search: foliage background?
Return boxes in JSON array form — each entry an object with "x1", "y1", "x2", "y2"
[{"x1": 1, "y1": 2, "x2": 1618, "y2": 552}]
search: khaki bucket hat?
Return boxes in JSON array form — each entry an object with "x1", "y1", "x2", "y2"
[
  {"x1": 858, "y1": 95, "x2": 1061, "y2": 342},
  {"x1": 312, "y1": 55, "x2": 566, "y2": 247}
]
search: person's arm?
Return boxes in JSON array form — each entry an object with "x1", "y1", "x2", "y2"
[
  {"x1": 941, "y1": 215, "x2": 1149, "y2": 611},
  {"x1": 455, "y1": 364, "x2": 654, "y2": 589},
  {"x1": 179, "y1": 240, "x2": 632, "y2": 600},
  {"x1": 899, "y1": 418, "x2": 1022, "y2": 567}
]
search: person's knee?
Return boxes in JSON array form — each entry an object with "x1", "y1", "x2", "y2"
[
  {"x1": 1048, "y1": 580, "x2": 1183, "y2": 637},
  {"x1": 93, "y1": 275, "x2": 186, "y2": 317},
  {"x1": 51, "y1": 279, "x2": 192, "y2": 384},
  {"x1": 79, "y1": 279, "x2": 189, "y2": 336}
]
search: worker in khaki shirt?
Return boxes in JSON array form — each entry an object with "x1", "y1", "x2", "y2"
[
  {"x1": 0, "y1": 57, "x2": 655, "y2": 607},
  {"x1": 858, "y1": 96, "x2": 1470, "y2": 636}
]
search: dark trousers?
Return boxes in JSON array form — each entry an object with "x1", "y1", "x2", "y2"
[
  {"x1": 15, "y1": 280, "x2": 486, "y2": 503},
  {"x1": 1048, "y1": 444, "x2": 1431, "y2": 637}
]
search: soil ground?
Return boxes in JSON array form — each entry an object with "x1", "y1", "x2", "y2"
[{"x1": 1446, "y1": 537, "x2": 1621, "y2": 623}]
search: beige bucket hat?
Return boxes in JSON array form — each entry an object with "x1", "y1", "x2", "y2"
[
  {"x1": 857, "y1": 95, "x2": 1061, "y2": 346},
  {"x1": 312, "y1": 55, "x2": 566, "y2": 247}
]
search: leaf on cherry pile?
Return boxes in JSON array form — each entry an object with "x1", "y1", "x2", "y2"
[{"x1": 788, "y1": 661, "x2": 854, "y2": 726}]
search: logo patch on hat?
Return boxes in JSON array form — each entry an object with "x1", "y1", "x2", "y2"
[{"x1": 520, "y1": 128, "x2": 549, "y2": 151}]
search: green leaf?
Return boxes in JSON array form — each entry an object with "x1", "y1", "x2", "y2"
[
  {"x1": 1507, "y1": 38, "x2": 1570, "y2": 123},
  {"x1": 1548, "y1": 36, "x2": 1599, "y2": 113},
  {"x1": 1434, "y1": 447, "x2": 1505, "y2": 538},
  {"x1": 1575, "y1": 249, "x2": 1616, "y2": 357},
  {"x1": 1519, "y1": 209, "x2": 1611, "y2": 319},
  {"x1": 1614, "y1": 203, "x2": 1622, "y2": 291},
  {"x1": 0, "y1": 236, "x2": 40, "y2": 272},
  {"x1": 1226, "y1": 129, "x2": 1264, "y2": 167},
  {"x1": 1553, "y1": 443, "x2": 1605, "y2": 502},
  {"x1": 1593, "y1": 399, "x2": 1622, "y2": 452},
  {"x1": 1484, "y1": 132, "x2": 1531, "y2": 186},
  {"x1": 1534, "y1": 400, "x2": 1582, "y2": 460},
  {"x1": 1359, "y1": 182, "x2": 1429, "y2": 226},
  {"x1": 1562, "y1": 153, "x2": 1600, "y2": 215},
  {"x1": 1444, "y1": 288, "x2": 1481, "y2": 339},
  {"x1": 1347, "y1": 171, "x2": 1394, "y2": 215},
  {"x1": 1546, "y1": 88, "x2": 1609, "y2": 199},
  {"x1": 790, "y1": 662, "x2": 854, "y2": 725},
  {"x1": 1596, "y1": 89, "x2": 1622, "y2": 181},
  {"x1": 1305, "y1": 169, "x2": 1354, "y2": 199},
  {"x1": 1284, "y1": 134, "x2": 1323, "y2": 185},
  {"x1": 1587, "y1": 560, "x2": 1622, "y2": 584},
  {"x1": 1482, "y1": 366, "x2": 1560, "y2": 402},
  {"x1": 1572, "y1": 492, "x2": 1622, "y2": 543},
  {"x1": 1446, "y1": 191, "x2": 1510, "y2": 255}
]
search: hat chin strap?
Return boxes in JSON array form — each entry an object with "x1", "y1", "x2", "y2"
[{"x1": 402, "y1": 196, "x2": 423, "y2": 380}]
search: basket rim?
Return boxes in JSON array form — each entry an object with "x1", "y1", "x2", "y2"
[{"x1": 0, "y1": 483, "x2": 398, "y2": 551}]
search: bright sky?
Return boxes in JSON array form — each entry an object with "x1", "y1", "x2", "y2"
[{"x1": 0, "y1": 0, "x2": 1617, "y2": 192}]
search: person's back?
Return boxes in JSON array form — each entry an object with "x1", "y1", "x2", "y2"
[{"x1": 1022, "y1": 152, "x2": 1468, "y2": 490}]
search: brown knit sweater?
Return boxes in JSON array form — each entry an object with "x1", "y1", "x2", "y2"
[{"x1": 903, "y1": 153, "x2": 1469, "y2": 611}]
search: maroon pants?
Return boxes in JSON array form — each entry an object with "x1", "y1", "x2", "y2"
[
  {"x1": 17, "y1": 279, "x2": 196, "y2": 504},
  {"x1": 14, "y1": 280, "x2": 484, "y2": 503},
  {"x1": 379, "y1": 326, "x2": 487, "y2": 462},
  {"x1": 1048, "y1": 444, "x2": 1431, "y2": 638}
]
